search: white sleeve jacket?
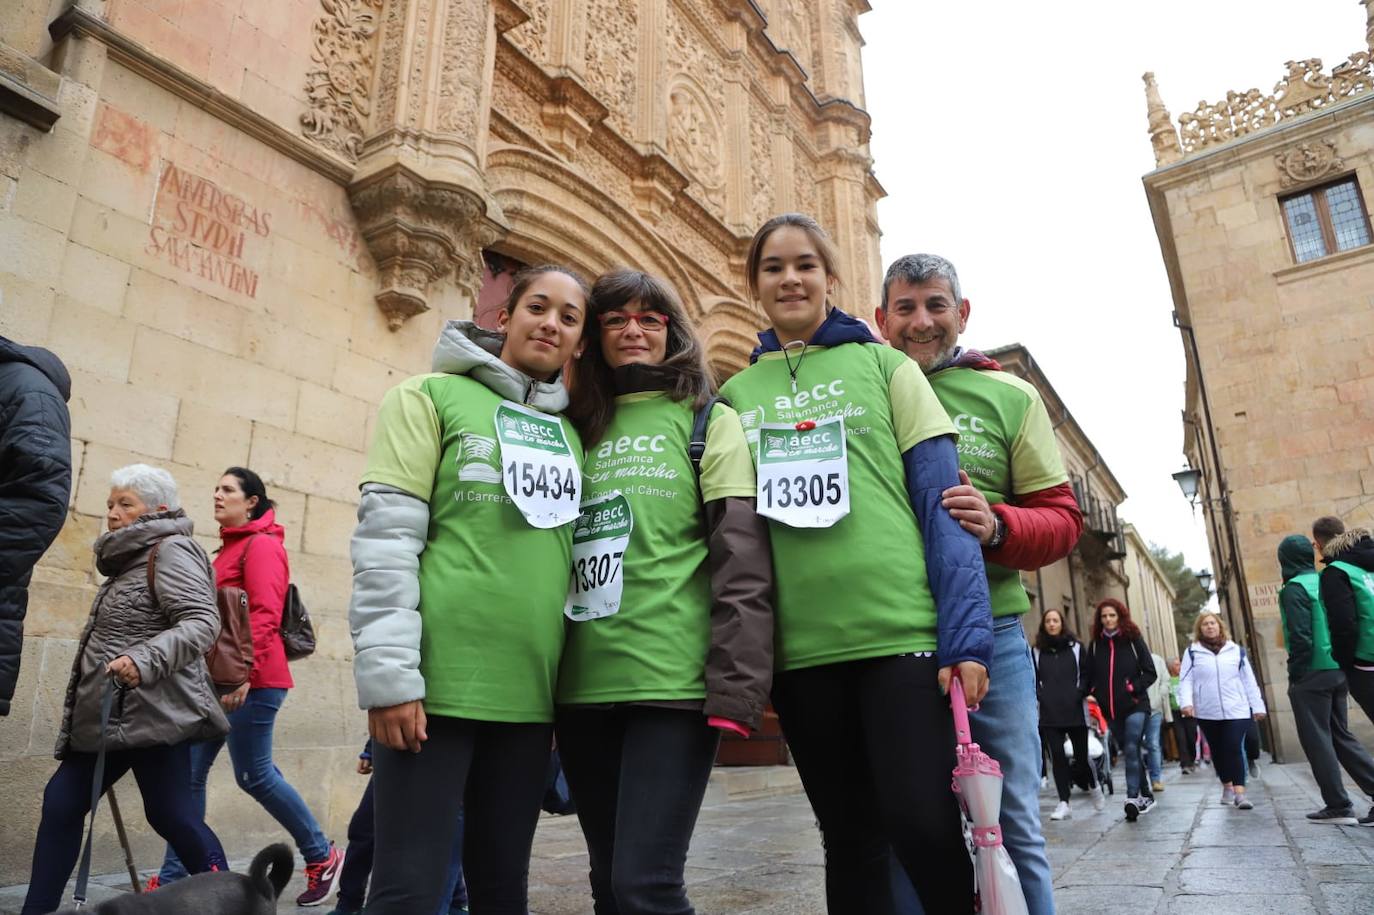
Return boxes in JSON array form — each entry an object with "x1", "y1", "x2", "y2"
[{"x1": 1177, "y1": 640, "x2": 1266, "y2": 721}]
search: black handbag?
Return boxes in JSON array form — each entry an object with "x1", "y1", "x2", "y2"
[{"x1": 281, "y1": 583, "x2": 316, "y2": 661}]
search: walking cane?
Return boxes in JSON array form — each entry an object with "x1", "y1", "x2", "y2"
[{"x1": 106, "y1": 787, "x2": 143, "y2": 893}]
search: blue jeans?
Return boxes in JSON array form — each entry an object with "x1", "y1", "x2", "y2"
[
  {"x1": 1109, "y1": 709, "x2": 1152, "y2": 800},
  {"x1": 1145, "y1": 711, "x2": 1163, "y2": 782},
  {"x1": 159, "y1": 688, "x2": 329, "y2": 881},
  {"x1": 893, "y1": 616, "x2": 1054, "y2": 915}
]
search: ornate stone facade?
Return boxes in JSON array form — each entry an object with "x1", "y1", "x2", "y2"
[
  {"x1": 1143, "y1": 4, "x2": 1374, "y2": 759},
  {"x1": 0, "y1": 0, "x2": 880, "y2": 880}
]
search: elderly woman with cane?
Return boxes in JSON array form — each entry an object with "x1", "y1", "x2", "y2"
[{"x1": 21, "y1": 464, "x2": 229, "y2": 915}]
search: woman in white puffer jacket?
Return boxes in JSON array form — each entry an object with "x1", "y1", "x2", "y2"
[{"x1": 1179, "y1": 611, "x2": 1267, "y2": 809}]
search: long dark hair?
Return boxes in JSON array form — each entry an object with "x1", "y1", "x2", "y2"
[
  {"x1": 1035, "y1": 608, "x2": 1079, "y2": 651},
  {"x1": 1091, "y1": 597, "x2": 1141, "y2": 642},
  {"x1": 566, "y1": 268, "x2": 714, "y2": 444},
  {"x1": 224, "y1": 466, "x2": 274, "y2": 521}
]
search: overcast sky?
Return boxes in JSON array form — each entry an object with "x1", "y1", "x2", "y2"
[{"x1": 860, "y1": 0, "x2": 1364, "y2": 574}]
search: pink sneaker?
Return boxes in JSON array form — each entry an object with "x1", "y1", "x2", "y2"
[{"x1": 296, "y1": 843, "x2": 344, "y2": 906}]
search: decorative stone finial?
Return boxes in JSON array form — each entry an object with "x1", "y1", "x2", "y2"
[
  {"x1": 1143, "y1": 72, "x2": 1184, "y2": 166},
  {"x1": 1365, "y1": 0, "x2": 1374, "y2": 52}
]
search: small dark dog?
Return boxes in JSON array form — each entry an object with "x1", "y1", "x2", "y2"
[{"x1": 53, "y1": 844, "x2": 291, "y2": 914}]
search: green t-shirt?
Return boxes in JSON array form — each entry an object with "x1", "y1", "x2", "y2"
[
  {"x1": 361, "y1": 373, "x2": 582, "y2": 723},
  {"x1": 720, "y1": 342, "x2": 956, "y2": 671},
  {"x1": 557, "y1": 393, "x2": 756, "y2": 704},
  {"x1": 927, "y1": 366, "x2": 1068, "y2": 618}
]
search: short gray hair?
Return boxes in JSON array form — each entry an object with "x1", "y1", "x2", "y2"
[
  {"x1": 110, "y1": 463, "x2": 180, "y2": 511},
  {"x1": 881, "y1": 253, "x2": 963, "y2": 311}
]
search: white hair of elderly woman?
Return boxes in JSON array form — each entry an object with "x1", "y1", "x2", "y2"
[{"x1": 109, "y1": 463, "x2": 180, "y2": 511}]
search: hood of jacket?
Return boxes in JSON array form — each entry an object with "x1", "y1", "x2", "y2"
[
  {"x1": 750, "y1": 307, "x2": 877, "y2": 362},
  {"x1": 432, "y1": 320, "x2": 570, "y2": 412},
  {"x1": 0, "y1": 335, "x2": 71, "y2": 401},
  {"x1": 1323, "y1": 528, "x2": 1374, "y2": 571},
  {"x1": 220, "y1": 506, "x2": 285, "y2": 550},
  {"x1": 1279, "y1": 534, "x2": 1317, "y2": 580},
  {"x1": 933, "y1": 347, "x2": 1004, "y2": 373},
  {"x1": 94, "y1": 510, "x2": 195, "y2": 577}
]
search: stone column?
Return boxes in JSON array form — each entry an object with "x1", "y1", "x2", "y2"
[{"x1": 348, "y1": 0, "x2": 520, "y2": 330}]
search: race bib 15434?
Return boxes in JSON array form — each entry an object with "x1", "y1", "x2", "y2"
[{"x1": 495, "y1": 401, "x2": 580, "y2": 529}]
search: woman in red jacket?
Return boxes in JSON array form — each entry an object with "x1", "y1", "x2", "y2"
[{"x1": 156, "y1": 467, "x2": 342, "y2": 905}]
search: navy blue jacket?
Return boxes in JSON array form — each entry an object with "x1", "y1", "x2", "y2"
[
  {"x1": 0, "y1": 336, "x2": 73, "y2": 716},
  {"x1": 752, "y1": 309, "x2": 994, "y2": 670}
]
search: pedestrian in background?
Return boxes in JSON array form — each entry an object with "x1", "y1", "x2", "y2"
[
  {"x1": 1178, "y1": 611, "x2": 1266, "y2": 810},
  {"x1": 0, "y1": 335, "x2": 73, "y2": 720},
  {"x1": 1279, "y1": 533, "x2": 1374, "y2": 825},
  {"x1": 875, "y1": 252, "x2": 1081, "y2": 915},
  {"x1": 23, "y1": 465, "x2": 228, "y2": 915},
  {"x1": 158, "y1": 467, "x2": 341, "y2": 905},
  {"x1": 1086, "y1": 598, "x2": 1157, "y2": 821},
  {"x1": 1033, "y1": 608, "x2": 1104, "y2": 821},
  {"x1": 1168, "y1": 657, "x2": 1198, "y2": 774},
  {"x1": 1145, "y1": 649, "x2": 1172, "y2": 793},
  {"x1": 1314, "y1": 517, "x2": 1374, "y2": 727}
]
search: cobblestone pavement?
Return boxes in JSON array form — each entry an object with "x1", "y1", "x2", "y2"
[{"x1": 7, "y1": 762, "x2": 1374, "y2": 913}]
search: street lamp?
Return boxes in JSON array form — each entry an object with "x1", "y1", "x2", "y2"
[
  {"x1": 1196, "y1": 569, "x2": 1214, "y2": 593},
  {"x1": 1172, "y1": 467, "x2": 1202, "y2": 505}
]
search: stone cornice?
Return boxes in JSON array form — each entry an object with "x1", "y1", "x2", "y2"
[
  {"x1": 49, "y1": 5, "x2": 355, "y2": 184},
  {"x1": 0, "y1": 41, "x2": 62, "y2": 131},
  {"x1": 492, "y1": 0, "x2": 530, "y2": 34}
]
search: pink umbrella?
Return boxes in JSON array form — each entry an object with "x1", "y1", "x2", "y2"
[{"x1": 950, "y1": 676, "x2": 1029, "y2": 915}]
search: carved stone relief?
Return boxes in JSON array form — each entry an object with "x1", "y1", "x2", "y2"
[
  {"x1": 1275, "y1": 139, "x2": 1345, "y2": 188},
  {"x1": 300, "y1": 0, "x2": 385, "y2": 162},
  {"x1": 437, "y1": 0, "x2": 487, "y2": 133},
  {"x1": 508, "y1": 0, "x2": 549, "y2": 63},
  {"x1": 666, "y1": 80, "x2": 725, "y2": 213},
  {"x1": 792, "y1": 147, "x2": 818, "y2": 219},
  {"x1": 748, "y1": 94, "x2": 773, "y2": 225},
  {"x1": 585, "y1": 0, "x2": 637, "y2": 137}
]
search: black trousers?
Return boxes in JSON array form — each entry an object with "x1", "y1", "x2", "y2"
[
  {"x1": 364, "y1": 716, "x2": 551, "y2": 915},
  {"x1": 1198, "y1": 718, "x2": 1250, "y2": 787},
  {"x1": 1041, "y1": 725, "x2": 1095, "y2": 802},
  {"x1": 555, "y1": 706, "x2": 720, "y2": 915},
  {"x1": 771, "y1": 654, "x2": 973, "y2": 915},
  {"x1": 1347, "y1": 667, "x2": 1374, "y2": 728},
  {"x1": 1289, "y1": 670, "x2": 1374, "y2": 811},
  {"x1": 23, "y1": 742, "x2": 226, "y2": 915},
  {"x1": 1173, "y1": 716, "x2": 1198, "y2": 766}
]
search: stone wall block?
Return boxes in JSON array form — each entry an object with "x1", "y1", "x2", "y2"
[
  {"x1": 0, "y1": 271, "x2": 55, "y2": 340},
  {"x1": 125, "y1": 268, "x2": 248, "y2": 357},
  {"x1": 296, "y1": 381, "x2": 369, "y2": 452},
  {"x1": 47, "y1": 300, "x2": 139, "y2": 382},
  {"x1": 0, "y1": 637, "x2": 44, "y2": 761},
  {"x1": 240, "y1": 312, "x2": 339, "y2": 388},
  {"x1": 1298, "y1": 471, "x2": 1366, "y2": 507},
  {"x1": 171, "y1": 401, "x2": 253, "y2": 471},
  {"x1": 26, "y1": 111, "x2": 91, "y2": 186},
  {"x1": 38, "y1": 512, "x2": 102, "y2": 578},
  {"x1": 268, "y1": 485, "x2": 307, "y2": 555},
  {"x1": 129, "y1": 327, "x2": 298, "y2": 430},
  {"x1": 331, "y1": 349, "x2": 406, "y2": 406},
  {"x1": 14, "y1": 168, "x2": 79, "y2": 235},
  {"x1": 59, "y1": 240, "x2": 133, "y2": 316},
  {"x1": 303, "y1": 494, "x2": 358, "y2": 560},
  {"x1": 66, "y1": 367, "x2": 179, "y2": 458},
  {"x1": 287, "y1": 551, "x2": 355, "y2": 635},
  {"x1": 24, "y1": 578, "x2": 99, "y2": 640},
  {"x1": 247, "y1": 423, "x2": 365, "y2": 505},
  {"x1": 78, "y1": 145, "x2": 159, "y2": 223},
  {"x1": 0, "y1": 212, "x2": 66, "y2": 285}
]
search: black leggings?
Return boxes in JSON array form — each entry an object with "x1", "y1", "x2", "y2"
[
  {"x1": 771, "y1": 654, "x2": 972, "y2": 914},
  {"x1": 23, "y1": 742, "x2": 226, "y2": 915},
  {"x1": 555, "y1": 706, "x2": 720, "y2": 915},
  {"x1": 1041, "y1": 725, "x2": 1096, "y2": 802},
  {"x1": 1198, "y1": 718, "x2": 1251, "y2": 787},
  {"x1": 364, "y1": 715, "x2": 552, "y2": 915}
]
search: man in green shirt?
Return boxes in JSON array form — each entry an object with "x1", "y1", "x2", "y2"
[{"x1": 876, "y1": 253, "x2": 1083, "y2": 915}]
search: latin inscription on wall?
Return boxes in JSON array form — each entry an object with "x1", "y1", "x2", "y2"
[{"x1": 145, "y1": 163, "x2": 272, "y2": 298}]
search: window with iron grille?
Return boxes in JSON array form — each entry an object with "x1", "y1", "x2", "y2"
[{"x1": 1280, "y1": 176, "x2": 1372, "y2": 264}]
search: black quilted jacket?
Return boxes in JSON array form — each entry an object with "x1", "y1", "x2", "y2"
[{"x1": 0, "y1": 336, "x2": 72, "y2": 716}]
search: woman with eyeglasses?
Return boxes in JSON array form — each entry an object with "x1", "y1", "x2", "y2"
[{"x1": 559, "y1": 268, "x2": 774, "y2": 914}]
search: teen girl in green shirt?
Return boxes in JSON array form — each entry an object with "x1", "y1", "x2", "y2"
[
  {"x1": 718, "y1": 214, "x2": 994, "y2": 912},
  {"x1": 559, "y1": 268, "x2": 774, "y2": 913}
]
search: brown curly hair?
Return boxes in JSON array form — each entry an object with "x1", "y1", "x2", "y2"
[{"x1": 1091, "y1": 597, "x2": 1141, "y2": 642}]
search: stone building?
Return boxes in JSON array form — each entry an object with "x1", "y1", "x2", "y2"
[
  {"x1": 0, "y1": 0, "x2": 881, "y2": 880},
  {"x1": 1141, "y1": 3, "x2": 1374, "y2": 757},
  {"x1": 1123, "y1": 523, "x2": 1182, "y2": 660},
  {"x1": 983, "y1": 345, "x2": 1132, "y2": 642}
]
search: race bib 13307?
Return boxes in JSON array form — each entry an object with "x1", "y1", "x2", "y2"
[{"x1": 565, "y1": 490, "x2": 633, "y2": 621}]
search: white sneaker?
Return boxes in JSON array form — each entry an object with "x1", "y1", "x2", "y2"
[
  {"x1": 1092, "y1": 787, "x2": 1106, "y2": 811},
  {"x1": 1040, "y1": 776, "x2": 1049, "y2": 790},
  {"x1": 1137, "y1": 795, "x2": 1155, "y2": 815},
  {"x1": 1221, "y1": 786, "x2": 1235, "y2": 805},
  {"x1": 1050, "y1": 800, "x2": 1071, "y2": 820}
]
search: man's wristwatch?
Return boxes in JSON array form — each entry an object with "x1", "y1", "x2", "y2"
[{"x1": 986, "y1": 514, "x2": 1007, "y2": 549}]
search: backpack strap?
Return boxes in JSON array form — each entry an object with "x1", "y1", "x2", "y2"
[
  {"x1": 689, "y1": 395, "x2": 728, "y2": 476},
  {"x1": 145, "y1": 541, "x2": 162, "y2": 596}
]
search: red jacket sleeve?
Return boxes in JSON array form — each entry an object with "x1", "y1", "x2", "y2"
[
  {"x1": 241, "y1": 536, "x2": 289, "y2": 657},
  {"x1": 987, "y1": 482, "x2": 1083, "y2": 571}
]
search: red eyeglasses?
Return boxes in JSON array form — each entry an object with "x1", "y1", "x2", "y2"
[{"x1": 598, "y1": 310, "x2": 670, "y2": 331}]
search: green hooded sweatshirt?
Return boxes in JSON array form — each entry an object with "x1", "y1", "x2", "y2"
[{"x1": 1278, "y1": 534, "x2": 1339, "y2": 680}]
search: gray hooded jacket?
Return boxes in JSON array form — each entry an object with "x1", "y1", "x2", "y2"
[
  {"x1": 58, "y1": 510, "x2": 229, "y2": 757},
  {"x1": 349, "y1": 321, "x2": 571, "y2": 710}
]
